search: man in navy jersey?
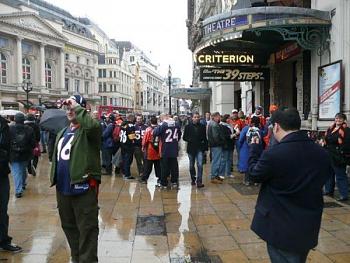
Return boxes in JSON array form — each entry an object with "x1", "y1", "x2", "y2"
[
  {"x1": 50, "y1": 95, "x2": 101, "y2": 263},
  {"x1": 134, "y1": 115, "x2": 147, "y2": 177},
  {"x1": 153, "y1": 114, "x2": 182, "y2": 189},
  {"x1": 120, "y1": 114, "x2": 136, "y2": 179}
]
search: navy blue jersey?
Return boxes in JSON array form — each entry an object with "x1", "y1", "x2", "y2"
[
  {"x1": 134, "y1": 123, "x2": 147, "y2": 147},
  {"x1": 120, "y1": 121, "x2": 136, "y2": 152},
  {"x1": 153, "y1": 119, "x2": 182, "y2": 158},
  {"x1": 56, "y1": 127, "x2": 89, "y2": 195}
]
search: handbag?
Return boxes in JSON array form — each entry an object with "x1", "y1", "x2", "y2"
[{"x1": 33, "y1": 143, "x2": 41, "y2": 157}]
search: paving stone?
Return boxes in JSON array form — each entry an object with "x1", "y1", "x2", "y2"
[{"x1": 136, "y1": 216, "x2": 166, "y2": 236}]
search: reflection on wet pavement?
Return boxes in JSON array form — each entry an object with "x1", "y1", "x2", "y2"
[{"x1": 1, "y1": 143, "x2": 350, "y2": 263}]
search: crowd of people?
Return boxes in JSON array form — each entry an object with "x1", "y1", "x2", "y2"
[{"x1": 1, "y1": 94, "x2": 350, "y2": 263}]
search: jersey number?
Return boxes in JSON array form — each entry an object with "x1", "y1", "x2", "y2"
[
  {"x1": 120, "y1": 130, "x2": 127, "y2": 143},
  {"x1": 165, "y1": 128, "x2": 178, "y2": 143}
]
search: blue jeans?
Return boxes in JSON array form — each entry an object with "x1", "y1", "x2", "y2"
[
  {"x1": 325, "y1": 165, "x2": 349, "y2": 198},
  {"x1": 267, "y1": 244, "x2": 308, "y2": 263},
  {"x1": 11, "y1": 161, "x2": 28, "y2": 194},
  {"x1": 122, "y1": 149, "x2": 134, "y2": 178},
  {"x1": 210, "y1": 147, "x2": 223, "y2": 179},
  {"x1": 188, "y1": 151, "x2": 203, "y2": 184},
  {"x1": 221, "y1": 149, "x2": 233, "y2": 176}
]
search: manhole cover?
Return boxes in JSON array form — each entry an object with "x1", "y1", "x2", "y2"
[
  {"x1": 136, "y1": 216, "x2": 166, "y2": 236},
  {"x1": 229, "y1": 182, "x2": 260, "y2": 195},
  {"x1": 324, "y1": 202, "x2": 343, "y2": 208}
]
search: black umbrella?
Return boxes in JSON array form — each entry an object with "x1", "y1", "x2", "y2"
[{"x1": 40, "y1": 109, "x2": 69, "y2": 134}]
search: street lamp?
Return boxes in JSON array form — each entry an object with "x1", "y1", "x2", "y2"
[
  {"x1": 22, "y1": 79, "x2": 33, "y2": 110},
  {"x1": 168, "y1": 65, "x2": 172, "y2": 115}
]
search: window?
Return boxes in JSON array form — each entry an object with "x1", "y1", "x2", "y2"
[
  {"x1": 0, "y1": 37, "x2": 8, "y2": 48},
  {"x1": 110, "y1": 98, "x2": 113, "y2": 105},
  {"x1": 22, "y1": 42, "x2": 32, "y2": 54},
  {"x1": 103, "y1": 83, "x2": 107, "y2": 92},
  {"x1": 76, "y1": 56, "x2": 80, "y2": 63},
  {"x1": 130, "y1": 56, "x2": 134, "y2": 63},
  {"x1": 103, "y1": 69, "x2": 106, "y2": 78},
  {"x1": 136, "y1": 91, "x2": 139, "y2": 106},
  {"x1": 114, "y1": 84, "x2": 117, "y2": 92},
  {"x1": 110, "y1": 84, "x2": 113, "y2": 92},
  {"x1": 65, "y1": 53, "x2": 69, "y2": 60},
  {"x1": 114, "y1": 71, "x2": 117, "y2": 78},
  {"x1": 22, "y1": 58, "x2": 31, "y2": 80},
  {"x1": 45, "y1": 62, "x2": 52, "y2": 89},
  {"x1": 86, "y1": 59, "x2": 89, "y2": 65},
  {"x1": 65, "y1": 78, "x2": 69, "y2": 91},
  {"x1": 84, "y1": 81, "x2": 89, "y2": 94},
  {"x1": 74, "y1": 79, "x2": 80, "y2": 93},
  {"x1": 75, "y1": 70, "x2": 80, "y2": 77},
  {"x1": 109, "y1": 71, "x2": 113, "y2": 78},
  {"x1": 0, "y1": 53, "x2": 7, "y2": 84},
  {"x1": 98, "y1": 82, "x2": 102, "y2": 92},
  {"x1": 140, "y1": 92, "x2": 144, "y2": 106},
  {"x1": 102, "y1": 96, "x2": 107, "y2": 106}
]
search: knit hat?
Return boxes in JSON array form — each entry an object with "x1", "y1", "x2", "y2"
[
  {"x1": 69, "y1": 95, "x2": 87, "y2": 108},
  {"x1": 14, "y1": 113, "x2": 25, "y2": 124}
]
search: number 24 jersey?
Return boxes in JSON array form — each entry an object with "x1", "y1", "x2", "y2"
[{"x1": 153, "y1": 119, "x2": 181, "y2": 158}]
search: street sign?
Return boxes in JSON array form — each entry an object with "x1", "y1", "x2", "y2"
[{"x1": 200, "y1": 67, "x2": 269, "y2": 82}]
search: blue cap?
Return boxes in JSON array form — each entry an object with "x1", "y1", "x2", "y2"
[{"x1": 70, "y1": 95, "x2": 87, "y2": 108}]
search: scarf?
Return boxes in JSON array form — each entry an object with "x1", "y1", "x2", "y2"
[{"x1": 326, "y1": 122, "x2": 347, "y2": 145}]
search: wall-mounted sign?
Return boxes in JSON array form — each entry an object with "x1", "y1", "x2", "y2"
[
  {"x1": 195, "y1": 53, "x2": 255, "y2": 65},
  {"x1": 275, "y1": 42, "x2": 301, "y2": 64},
  {"x1": 203, "y1": 15, "x2": 249, "y2": 36},
  {"x1": 200, "y1": 67, "x2": 269, "y2": 82},
  {"x1": 318, "y1": 60, "x2": 342, "y2": 120}
]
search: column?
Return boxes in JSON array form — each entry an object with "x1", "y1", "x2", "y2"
[
  {"x1": 59, "y1": 48, "x2": 65, "y2": 91},
  {"x1": 39, "y1": 43, "x2": 46, "y2": 88},
  {"x1": 16, "y1": 37, "x2": 22, "y2": 85}
]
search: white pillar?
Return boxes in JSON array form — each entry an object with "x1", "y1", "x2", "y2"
[
  {"x1": 16, "y1": 37, "x2": 22, "y2": 85},
  {"x1": 59, "y1": 48, "x2": 65, "y2": 91},
  {"x1": 39, "y1": 44, "x2": 46, "y2": 88}
]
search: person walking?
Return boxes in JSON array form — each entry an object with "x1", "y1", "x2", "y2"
[
  {"x1": 9, "y1": 113, "x2": 35, "y2": 198},
  {"x1": 25, "y1": 114, "x2": 41, "y2": 176},
  {"x1": 248, "y1": 109, "x2": 332, "y2": 263},
  {"x1": 207, "y1": 112, "x2": 225, "y2": 184},
  {"x1": 50, "y1": 95, "x2": 101, "y2": 263},
  {"x1": 220, "y1": 114, "x2": 236, "y2": 178},
  {"x1": 134, "y1": 115, "x2": 147, "y2": 177},
  {"x1": 324, "y1": 113, "x2": 350, "y2": 201},
  {"x1": 101, "y1": 114, "x2": 117, "y2": 175},
  {"x1": 183, "y1": 112, "x2": 208, "y2": 188},
  {"x1": 120, "y1": 114, "x2": 136, "y2": 180},
  {"x1": 0, "y1": 116, "x2": 22, "y2": 252},
  {"x1": 140, "y1": 116, "x2": 161, "y2": 185}
]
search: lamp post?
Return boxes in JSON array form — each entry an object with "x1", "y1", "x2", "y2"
[
  {"x1": 168, "y1": 65, "x2": 172, "y2": 115},
  {"x1": 22, "y1": 79, "x2": 33, "y2": 110},
  {"x1": 38, "y1": 94, "x2": 42, "y2": 106}
]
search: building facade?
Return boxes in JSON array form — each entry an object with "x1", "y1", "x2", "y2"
[
  {"x1": 187, "y1": 0, "x2": 349, "y2": 130},
  {"x1": 0, "y1": 0, "x2": 99, "y2": 110}
]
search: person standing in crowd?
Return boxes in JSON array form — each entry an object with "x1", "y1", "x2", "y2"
[
  {"x1": 263, "y1": 104, "x2": 279, "y2": 148},
  {"x1": 102, "y1": 114, "x2": 117, "y2": 175},
  {"x1": 25, "y1": 114, "x2": 41, "y2": 176},
  {"x1": 251, "y1": 106, "x2": 266, "y2": 128},
  {"x1": 239, "y1": 116, "x2": 263, "y2": 185},
  {"x1": 0, "y1": 115, "x2": 22, "y2": 252},
  {"x1": 248, "y1": 109, "x2": 332, "y2": 263},
  {"x1": 154, "y1": 114, "x2": 182, "y2": 189},
  {"x1": 183, "y1": 112, "x2": 207, "y2": 188},
  {"x1": 140, "y1": 116, "x2": 161, "y2": 185},
  {"x1": 120, "y1": 114, "x2": 136, "y2": 180},
  {"x1": 9, "y1": 113, "x2": 35, "y2": 198},
  {"x1": 134, "y1": 115, "x2": 146, "y2": 177},
  {"x1": 205, "y1": 112, "x2": 211, "y2": 125},
  {"x1": 40, "y1": 126, "x2": 47, "y2": 153},
  {"x1": 323, "y1": 113, "x2": 350, "y2": 201},
  {"x1": 229, "y1": 109, "x2": 244, "y2": 171},
  {"x1": 50, "y1": 95, "x2": 101, "y2": 263},
  {"x1": 220, "y1": 114, "x2": 236, "y2": 178},
  {"x1": 207, "y1": 112, "x2": 225, "y2": 184}
]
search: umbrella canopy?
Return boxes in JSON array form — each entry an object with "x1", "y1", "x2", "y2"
[
  {"x1": 0, "y1": 109, "x2": 22, "y2": 116},
  {"x1": 40, "y1": 109, "x2": 69, "y2": 134}
]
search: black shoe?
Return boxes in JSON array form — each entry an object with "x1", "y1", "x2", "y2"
[
  {"x1": 115, "y1": 167, "x2": 120, "y2": 174},
  {"x1": 0, "y1": 243, "x2": 22, "y2": 253},
  {"x1": 15, "y1": 193, "x2": 22, "y2": 198},
  {"x1": 323, "y1": 192, "x2": 334, "y2": 197},
  {"x1": 124, "y1": 176, "x2": 135, "y2": 180},
  {"x1": 337, "y1": 197, "x2": 349, "y2": 202},
  {"x1": 191, "y1": 181, "x2": 196, "y2": 186},
  {"x1": 197, "y1": 183, "x2": 205, "y2": 188},
  {"x1": 139, "y1": 179, "x2": 147, "y2": 184}
]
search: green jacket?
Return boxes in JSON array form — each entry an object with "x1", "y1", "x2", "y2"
[{"x1": 50, "y1": 106, "x2": 101, "y2": 186}]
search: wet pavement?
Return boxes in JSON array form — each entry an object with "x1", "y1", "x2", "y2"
[{"x1": 1, "y1": 144, "x2": 350, "y2": 263}]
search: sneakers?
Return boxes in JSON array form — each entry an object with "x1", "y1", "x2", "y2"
[
  {"x1": 227, "y1": 174, "x2": 235, "y2": 178},
  {"x1": 0, "y1": 243, "x2": 22, "y2": 253},
  {"x1": 155, "y1": 179, "x2": 161, "y2": 187},
  {"x1": 211, "y1": 177, "x2": 223, "y2": 184},
  {"x1": 218, "y1": 176, "x2": 225, "y2": 181},
  {"x1": 171, "y1": 183, "x2": 179, "y2": 190},
  {"x1": 124, "y1": 176, "x2": 135, "y2": 180},
  {"x1": 15, "y1": 193, "x2": 23, "y2": 198}
]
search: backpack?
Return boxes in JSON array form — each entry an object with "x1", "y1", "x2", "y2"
[
  {"x1": 0, "y1": 123, "x2": 10, "y2": 161},
  {"x1": 246, "y1": 126, "x2": 261, "y2": 145},
  {"x1": 11, "y1": 126, "x2": 28, "y2": 153}
]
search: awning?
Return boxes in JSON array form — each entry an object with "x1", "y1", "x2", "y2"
[{"x1": 170, "y1": 88, "x2": 212, "y2": 100}]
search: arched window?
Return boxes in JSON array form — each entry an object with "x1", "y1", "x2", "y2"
[
  {"x1": 0, "y1": 52, "x2": 7, "y2": 84},
  {"x1": 22, "y1": 58, "x2": 31, "y2": 80},
  {"x1": 45, "y1": 62, "x2": 52, "y2": 89}
]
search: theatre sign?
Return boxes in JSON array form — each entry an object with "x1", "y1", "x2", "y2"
[
  {"x1": 195, "y1": 53, "x2": 255, "y2": 66},
  {"x1": 200, "y1": 67, "x2": 268, "y2": 82}
]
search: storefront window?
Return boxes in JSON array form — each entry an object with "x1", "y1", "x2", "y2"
[{"x1": 0, "y1": 52, "x2": 7, "y2": 84}]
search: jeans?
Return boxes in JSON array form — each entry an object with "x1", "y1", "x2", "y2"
[
  {"x1": 40, "y1": 130, "x2": 47, "y2": 151},
  {"x1": 11, "y1": 161, "x2": 28, "y2": 194},
  {"x1": 210, "y1": 147, "x2": 223, "y2": 179},
  {"x1": 221, "y1": 149, "x2": 233, "y2": 176},
  {"x1": 102, "y1": 148, "x2": 114, "y2": 173},
  {"x1": 188, "y1": 151, "x2": 204, "y2": 184},
  {"x1": 122, "y1": 149, "x2": 134, "y2": 178},
  {"x1": 325, "y1": 165, "x2": 349, "y2": 198},
  {"x1": 267, "y1": 244, "x2": 309, "y2": 263},
  {"x1": 134, "y1": 146, "x2": 144, "y2": 175},
  {"x1": 0, "y1": 175, "x2": 11, "y2": 246},
  {"x1": 160, "y1": 157, "x2": 179, "y2": 186},
  {"x1": 142, "y1": 159, "x2": 161, "y2": 181}
]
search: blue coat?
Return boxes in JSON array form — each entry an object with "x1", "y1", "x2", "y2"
[
  {"x1": 102, "y1": 123, "x2": 116, "y2": 150},
  {"x1": 248, "y1": 131, "x2": 332, "y2": 253}
]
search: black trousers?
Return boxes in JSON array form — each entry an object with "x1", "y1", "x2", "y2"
[
  {"x1": 0, "y1": 175, "x2": 11, "y2": 246},
  {"x1": 142, "y1": 159, "x2": 161, "y2": 181},
  {"x1": 160, "y1": 157, "x2": 179, "y2": 186},
  {"x1": 57, "y1": 189, "x2": 99, "y2": 263}
]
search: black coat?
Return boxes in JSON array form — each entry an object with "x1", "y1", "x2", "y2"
[
  {"x1": 0, "y1": 117, "x2": 10, "y2": 176},
  {"x1": 183, "y1": 122, "x2": 208, "y2": 154},
  {"x1": 9, "y1": 123, "x2": 35, "y2": 162},
  {"x1": 248, "y1": 131, "x2": 332, "y2": 253},
  {"x1": 325, "y1": 126, "x2": 350, "y2": 167}
]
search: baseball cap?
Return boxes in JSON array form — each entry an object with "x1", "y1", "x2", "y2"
[
  {"x1": 232, "y1": 109, "x2": 238, "y2": 113},
  {"x1": 69, "y1": 95, "x2": 87, "y2": 108}
]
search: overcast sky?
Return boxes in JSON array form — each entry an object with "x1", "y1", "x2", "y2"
[{"x1": 46, "y1": 0, "x2": 193, "y2": 86}]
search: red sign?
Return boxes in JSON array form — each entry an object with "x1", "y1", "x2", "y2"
[{"x1": 275, "y1": 43, "x2": 301, "y2": 63}]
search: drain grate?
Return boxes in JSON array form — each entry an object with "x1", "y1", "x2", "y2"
[
  {"x1": 136, "y1": 216, "x2": 166, "y2": 236},
  {"x1": 229, "y1": 182, "x2": 260, "y2": 196},
  {"x1": 324, "y1": 202, "x2": 343, "y2": 208}
]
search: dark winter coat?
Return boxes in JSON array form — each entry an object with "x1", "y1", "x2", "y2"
[
  {"x1": 325, "y1": 127, "x2": 350, "y2": 167},
  {"x1": 183, "y1": 122, "x2": 208, "y2": 155},
  {"x1": 9, "y1": 123, "x2": 35, "y2": 162},
  {"x1": 248, "y1": 131, "x2": 332, "y2": 253},
  {"x1": 207, "y1": 120, "x2": 225, "y2": 147},
  {"x1": 0, "y1": 116, "x2": 10, "y2": 176}
]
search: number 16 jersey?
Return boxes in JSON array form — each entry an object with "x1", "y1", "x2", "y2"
[{"x1": 153, "y1": 119, "x2": 182, "y2": 158}]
